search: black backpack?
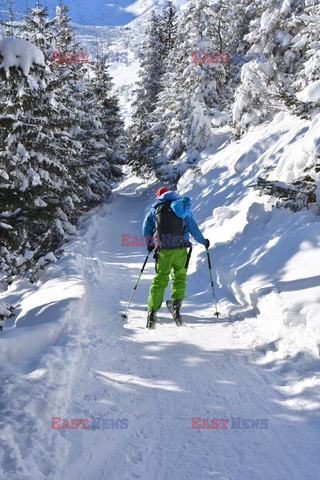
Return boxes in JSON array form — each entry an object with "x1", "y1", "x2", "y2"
[{"x1": 155, "y1": 201, "x2": 184, "y2": 249}]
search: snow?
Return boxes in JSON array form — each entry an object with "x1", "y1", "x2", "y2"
[
  {"x1": 125, "y1": 0, "x2": 157, "y2": 16},
  {"x1": 296, "y1": 80, "x2": 320, "y2": 103},
  {"x1": 1, "y1": 110, "x2": 320, "y2": 479},
  {"x1": 0, "y1": 37, "x2": 45, "y2": 77},
  {"x1": 1, "y1": 3, "x2": 320, "y2": 475},
  {"x1": 125, "y1": 0, "x2": 187, "y2": 17},
  {"x1": 0, "y1": 222, "x2": 13, "y2": 229},
  {"x1": 316, "y1": 181, "x2": 320, "y2": 206},
  {"x1": 109, "y1": 59, "x2": 140, "y2": 124}
]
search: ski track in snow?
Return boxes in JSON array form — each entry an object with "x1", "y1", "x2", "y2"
[
  {"x1": 61, "y1": 187, "x2": 320, "y2": 479},
  {"x1": 1, "y1": 176, "x2": 320, "y2": 480}
]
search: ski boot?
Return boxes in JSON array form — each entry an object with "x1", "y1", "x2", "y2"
[
  {"x1": 172, "y1": 299, "x2": 182, "y2": 321},
  {"x1": 166, "y1": 299, "x2": 184, "y2": 326},
  {"x1": 146, "y1": 310, "x2": 156, "y2": 329}
]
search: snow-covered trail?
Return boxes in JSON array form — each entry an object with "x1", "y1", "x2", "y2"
[
  {"x1": 58, "y1": 183, "x2": 319, "y2": 480},
  {"x1": 1, "y1": 108, "x2": 320, "y2": 480}
]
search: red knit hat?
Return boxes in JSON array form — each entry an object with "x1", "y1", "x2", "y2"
[{"x1": 156, "y1": 186, "x2": 169, "y2": 198}]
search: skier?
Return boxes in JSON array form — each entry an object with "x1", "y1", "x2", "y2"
[{"x1": 143, "y1": 186, "x2": 209, "y2": 327}]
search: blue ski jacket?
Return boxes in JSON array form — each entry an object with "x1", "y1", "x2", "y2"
[{"x1": 142, "y1": 191, "x2": 207, "y2": 246}]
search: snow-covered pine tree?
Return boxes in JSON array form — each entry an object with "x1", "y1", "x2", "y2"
[
  {"x1": 232, "y1": 0, "x2": 307, "y2": 136},
  {"x1": 50, "y1": 3, "x2": 125, "y2": 210},
  {"x1": 224, "y1": 0, "x2": 252, "y2": 92},
  {"x1": 127, "y1": 10, "x2": 165, "y2": 173},
  {"x1": 290, "y1": 2, "x2": 320, "y2": 116},
  {"x1": 89, "y1": 58, "x2": 125, "y2": 170},
  {"x1": 52, "y1": 0, "x2": 76, "y2": 55},
  {"x1": 19, "y1": 1, "x2": 56, "y2": 60},
  {"x1": 49, "y1": 2, "x2": 91, "y2": 215},
  {"x1": 150, "y1": 0, "x2": 229, "y2": 181},
  {"x1": 0, "y1": 0, "x2": 19, "y2": 37},
  {"x1": 250, "y1": 1, "x2": 319, "y2": 211},
  {"x1": 51, "y1": 0, "x2": 83, "y2": 88},
  {"x1": 76, "y1": 56, "x2": 124, "y2": 207},
  {"x1": 135, "y1": 0, "x2": 179, "y2": 175},
  {"x1": 0, "y1": 3, "x2": 125, "y2": 286},
  {"x1": 20, "y1": 0, "x2": 95, "y2": 225},
  {"x1": 0, "y1": 38, "x2": 77, "y2": 284},
  {"x1": 159, "y1": 0, "x2": 178, "y2": 58}
]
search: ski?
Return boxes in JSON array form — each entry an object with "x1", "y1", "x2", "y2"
[{"x1": 166, "y1": 300, "x2": 185, "y2": 326}]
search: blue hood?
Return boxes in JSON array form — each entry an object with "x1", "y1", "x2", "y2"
[
  {"x1": 151, "y1": 191, "x2": 179, "y2": 209},
  {"x1": 171, "y1": 196, "x2": 192, "y2": 219}
]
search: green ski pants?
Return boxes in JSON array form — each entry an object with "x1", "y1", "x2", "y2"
[{"x1": 147, "y1": 247, "x2": 188, "y2": 312}]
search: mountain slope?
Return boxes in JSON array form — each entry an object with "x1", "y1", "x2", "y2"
[{"x1": 1, "y1": 0, "x2": 188, "y2": 27}]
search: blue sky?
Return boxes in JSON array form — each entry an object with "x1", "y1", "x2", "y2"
[{"x1": 0, "y1": 1, "x2": 138, "y2": 27}]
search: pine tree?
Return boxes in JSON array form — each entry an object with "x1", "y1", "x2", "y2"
[
  {"x1": 160, "y1": 0, "x2": 178, "y2": 58},
  {"x1": 90, "y1": 59, "x2": 125, "y2": 169},
  {"x1": 19, "y1": 1, "x2": 56, "y2": 60},
  {"x1": 0, "y1": 3, "x2": 126, "y2": 286},
  {"x1": 0, "y1": 41, "x2": 76, "y2": 283},
  {"x1": 50, "y1": 3, "x2": 125, "y2": 210},
  {"x1": 224, "y1": 0, "x2": 252, "y2": 91},
  {"x1": 291, "y1": 2, "x2": 320, "y2": 115},
  {"x1": 77, "y1": 58, "x2": 124, "y2": 207},
  {"x1": 52, "y1": 0, "x2": 76, "y2": 54},
  {"x1": 49, "y1": 2, "x2": 90, "y2": 215},
  {"x1": 127, "y1": 10, "x2": 165, "y2": 172},
  {"x1": 232, "y1": 0, "x2": 307, "y2": 136},
  {"x1": 0, "y1": 0, "x2": 19, "y2": 37},
  {"x1": 150, "y1": 0, "x2": 229, "y2": 181}
]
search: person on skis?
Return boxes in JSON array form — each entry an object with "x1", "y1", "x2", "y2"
[{"x1": 142, "y1": 186, "x2": 209, "y2": 327}]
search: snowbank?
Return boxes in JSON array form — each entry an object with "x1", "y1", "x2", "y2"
[
  {"x1": 296, "y1": 80, "x2": 320, "y2": 103},
  {"x1": 178, "y1": 112, "x2": 320, "y2": 360},
  {"x1": 0, "y1": 37, "x2": 45, "y2": 77}
]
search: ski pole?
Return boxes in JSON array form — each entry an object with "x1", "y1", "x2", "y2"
[
  {"x1": 206, "y1": 247, "x2": 220, "y2": 318},
  {"x1": 121, "y1": 252, "x2": 150, "y2": 320},
  {"x1": 185, "y1": 245, "x2": 193, "y2": 270}
]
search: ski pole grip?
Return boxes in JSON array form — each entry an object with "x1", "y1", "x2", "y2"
[
  {"x1": 141, "y1": 253, "x2": 149, "y2": 272},
  {"x1": 185, "y1": 246, "x2": 193, "y2": 270}
]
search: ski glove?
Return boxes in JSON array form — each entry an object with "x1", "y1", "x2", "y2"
[
  {"x1": 147, "y1": 244, "x2": 154, "y2": 253},
  {"x1": 205, "y1": 239, "x2": 210, "y2": 249}
]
